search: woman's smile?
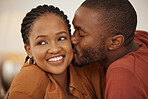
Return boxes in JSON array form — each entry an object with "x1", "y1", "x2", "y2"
[
  {"x1": 26, "y1": 14, "x2": 73, "y2": 74},
  {"x1": 47, "y1": 55, "x2": 65, "y2": 65}
]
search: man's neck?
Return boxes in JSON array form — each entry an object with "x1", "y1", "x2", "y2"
[{"x1": 100, "y1": 40, "x2": 140, "y2": 69}]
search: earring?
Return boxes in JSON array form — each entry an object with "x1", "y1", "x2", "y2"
[
  {"x1": 27, "y1": 57, "x2": 31, "y2": 64},
  {"x1": 27, "y1": 57, "x2": 35, "y2": 64},
  {"x1": 33, "y1": 61, "x2": 36, "y2": 65}
]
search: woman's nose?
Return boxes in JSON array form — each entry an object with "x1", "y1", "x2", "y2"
[{"x1": 48, "y1": 43, "x2": 61, "y2": 54}]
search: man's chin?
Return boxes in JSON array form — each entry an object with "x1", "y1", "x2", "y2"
[
  {"x1": 71, "y1": 58, "x2": 84, "y2": 67},
  {"x1": 71, "y1": 58, "x2": 90, "y2": 67},
  {"x1": 72, "y1": 52, "x2": 94, "y2": 67}
]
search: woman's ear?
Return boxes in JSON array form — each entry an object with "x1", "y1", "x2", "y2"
[
  {"x1": 108, "y1": 34, "x2": 124, "y2": 51},
  {"x1": 24, "y1": 44, "x2": 32, "y2": 57}
]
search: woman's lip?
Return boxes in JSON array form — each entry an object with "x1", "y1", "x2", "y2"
[
  {"x1": 47, "y1": 55, "x2": 63, "y2": 61},
  {"x1": 47, "y1": 55, "x2": 64, "y2": 59}
]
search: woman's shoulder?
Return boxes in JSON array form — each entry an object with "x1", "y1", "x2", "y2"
[
  {"x1": 9, "y1": 63, "x2": 49, "y2": 98},
  {"x1": 12, "y1": 63, "x2": 49, "y2": 86}
]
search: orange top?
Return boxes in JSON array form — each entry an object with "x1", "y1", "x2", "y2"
[{"x1": 8, "y1": 62, "x2": 105, "y2": 99}]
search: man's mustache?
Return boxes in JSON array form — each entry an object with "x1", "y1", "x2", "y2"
[{"x1": 72, "y1": 44, "x2": 78, "y2": 55}]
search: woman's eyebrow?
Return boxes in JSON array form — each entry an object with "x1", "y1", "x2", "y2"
[
  {"x1": 35, "y1": 35, "x2": 47, "y2": 40},
  {"x1": 56, "y1": 31, "x2": 68, "y2": 35},
  {"x1": 35, "y1": 31, "x2": 68, "y2": 40}
]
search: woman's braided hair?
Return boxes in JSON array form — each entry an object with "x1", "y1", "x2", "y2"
[{"x1": 21, "y1": 4, "x2": 71, "y2": 45}]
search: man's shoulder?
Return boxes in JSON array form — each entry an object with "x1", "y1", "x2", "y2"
[
  {"x1": 108, "y1": 54, "x2": 135, "y2": 73},
  {"x1": 134, "y1": 30, "x2": 148, "y2": 47}
]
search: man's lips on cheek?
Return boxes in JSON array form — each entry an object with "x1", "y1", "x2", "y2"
[{"x1": 73, "y1": 46, "x2": 79, "y2": 54}]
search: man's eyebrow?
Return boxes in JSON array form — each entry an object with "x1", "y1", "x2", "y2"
[{"x1": 74, "y1": 26, "x2": 86, "y2": 33}]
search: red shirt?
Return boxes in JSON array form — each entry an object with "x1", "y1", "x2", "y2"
[{"x1": 105, "y1": 30, "x2": 148, "y2": 99}]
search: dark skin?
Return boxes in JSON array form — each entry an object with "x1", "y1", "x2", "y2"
[
  {"x1": 71, "y1": 6, "x2": 140, "y2": 70},
  {"x1": 100, "y1": 35, "x2": 140, "y2": 69},
  {"x1": 25, "y1": 14, "x2": 77, "y2": 99},
  {"x1": 52, "y1": 69, "x2": 78, "y2": 99}
]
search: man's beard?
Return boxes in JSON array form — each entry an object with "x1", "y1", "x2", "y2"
[{"x1": 71, "y1": 40, "x2": 107, "y2": 67}]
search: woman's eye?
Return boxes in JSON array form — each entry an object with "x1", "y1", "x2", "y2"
[
  {"x1": 58, "y1": 37, "x2": 67, "y2": 41},
  {"x1": 37, "y1": 41, "x2": 47, "y2": 45}
]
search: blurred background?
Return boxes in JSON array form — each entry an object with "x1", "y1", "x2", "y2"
[{"x1": 0, "y1": 0, "x2": 148, "y2": 98}]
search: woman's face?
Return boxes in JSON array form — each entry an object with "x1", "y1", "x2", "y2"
[{"x1": 25, "y1": 14, "x2": 73, "y2": 74}]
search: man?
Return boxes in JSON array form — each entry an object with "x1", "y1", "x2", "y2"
[{"x1": 71, "y1": 0, "x2": 148, "y2": 98}]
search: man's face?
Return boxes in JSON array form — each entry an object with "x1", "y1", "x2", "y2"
[{"x1": 71, "y1": 6, "x2": 107, "y2": 67}]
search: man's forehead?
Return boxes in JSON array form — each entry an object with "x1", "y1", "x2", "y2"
[
  {"x1": 74, "y1": 6, "x2": 101, "y2": 25},
  {"x1": 73, "y1": 7, "x2": 108, "y2": 36},
  {"x1": 76, "y1": 7, "x2": 97, "y2": 17}
]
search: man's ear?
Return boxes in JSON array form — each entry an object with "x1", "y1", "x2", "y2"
[
  {"x1": 24, "y1": 44, "x2": 32, "y2": 57},
  {"x1": 108, "y1": 34, "x2": 124, "y2": 50}
]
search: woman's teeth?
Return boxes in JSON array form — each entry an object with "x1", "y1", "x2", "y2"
[{"x1": 48, "y1": 56, "x2": 63, "y2": 62}]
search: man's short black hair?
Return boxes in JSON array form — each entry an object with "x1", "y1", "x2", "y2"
[{"x1": 81, "y1": 0, "x2": 137, "y2": 46}]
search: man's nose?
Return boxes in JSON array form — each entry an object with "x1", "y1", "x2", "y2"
[{"x1": 71, "y1": 35, "x2": 79, "y2": 45}]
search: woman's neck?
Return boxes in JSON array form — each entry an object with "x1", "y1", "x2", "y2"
[
  {"x1": 51, "y1": 67, "x2": 78, "y2": 99},
  {"x1": 51, "y1": 68, "x2": 70, "y2": 93}
]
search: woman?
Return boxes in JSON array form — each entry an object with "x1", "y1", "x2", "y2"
[{"x1": 8, "y1": 5, "x2": 105, "y2": 99}]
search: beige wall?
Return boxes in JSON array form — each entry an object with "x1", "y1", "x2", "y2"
[{"x1": 0, "y1": 0, "x2": 148, "y2": 53}]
